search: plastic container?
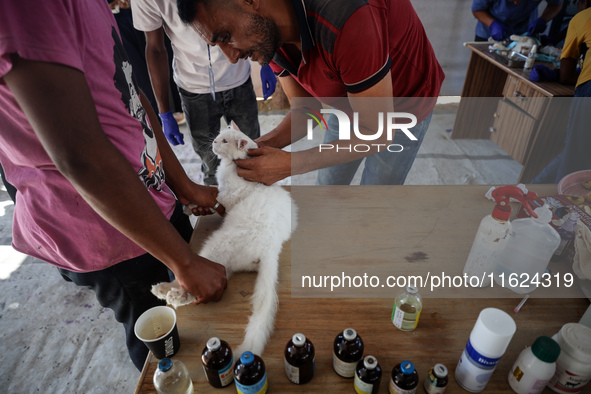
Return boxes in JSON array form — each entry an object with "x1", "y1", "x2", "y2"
[
  {"x1": 508, "y1": 336, "x2": 561, "y2": 394},
  {"x1": 547, "y1": 323, "x2": 591, "y2": 393},
  {"x1": 455, "y1": 308, "x2": 517, "y2": 393},
  {"x1": 424, "y1": 363, "x2": 448, "y2": 394},
  {"x1": 354, "y1": 355, "x2": 382, "y2": 394},
  {"x1": 284, "y1": 333, "x2": 315, "y2": 384},
  {"x1": 391, "y1": 286, "x2": 422, "y2": 331},
  {"x1": 463, "y1": 186, "x2": 537, "y2": 287},
  {"x1": 201, "y1": 337, "x2": 234, "y2": 388},
  {"x1": 495, "y1": 205, "x2": 560, "y2": 294},
  {"x1": 153, "y1": 358, "x2": 194, "y2": 394},
  {"x1": 234, "y1": 351, "x2": 268, "y2": 394},
  {"x1": 333, "y1": 328, "x2": 364, "y2": 378},
  {"x1": 389, "y1": 360, "x2": 418, "y2": 394},
  {"x1": 552, "y1": 212, "x2": 579, "y2": 262},
  {"x1": 524, "y1": 45, "x2": 538, "y2": 71}
]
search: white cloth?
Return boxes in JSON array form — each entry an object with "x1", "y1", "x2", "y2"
[
  {"x1": 573, "y1": 222, "x2": 591, "y2": 280},
  {"x1": 131, "y1": 0, "x2": 250, "y2": 94}
]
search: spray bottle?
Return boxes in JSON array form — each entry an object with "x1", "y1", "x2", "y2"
[{"x1": 462, "y1": 186, "x2": 537, "y2": 287}]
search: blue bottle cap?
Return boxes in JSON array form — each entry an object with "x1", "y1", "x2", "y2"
[
  {"x1": 401, "y1": 361, "x2": 414, "y2": 375},
  {"x1": 240, "y1": 351, "x2": 255, "y2": 366},
  {"x1": 158, "y1": 358, "x2": 173, "y2": 372}
]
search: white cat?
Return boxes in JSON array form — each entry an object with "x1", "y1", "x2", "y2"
[{"x1": 151, "y1": 127, "x2": 297, "y2": 356}]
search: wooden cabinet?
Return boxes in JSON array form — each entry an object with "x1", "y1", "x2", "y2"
[{"x1": 453, "y1": 43, "x2": 574, "y2": 183}]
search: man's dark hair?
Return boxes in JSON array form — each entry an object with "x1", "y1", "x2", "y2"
[{"x1": 177, "y1": 0, "x2": 203, "y2": 24}]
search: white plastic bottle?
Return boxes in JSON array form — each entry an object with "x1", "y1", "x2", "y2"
[
  {"x1": 548, "y1": 323, "x2": 591, "y2": 393},
  {"x1": 495, "y1": 205, "x2": 560, "y2": 294},
  {"x1": 508, "y1": 336, "x2": 561, "y2": 394},
  {"x1": 153, "y1": 358, "x2": 194, "y2": 394},
  {"x1": 455, "y1": 308, "x2": 517, "y2": 393},
  {"x1": 463, "y1": 186, "x2": 538, "y2": 287}
]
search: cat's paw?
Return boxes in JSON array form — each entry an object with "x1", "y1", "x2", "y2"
[
  {"x1": 165, "y1": 286, "x2": 196, "y2": 309},
  {"x1": 150, "y1": 282, "x2": 176, "y2": 300}
]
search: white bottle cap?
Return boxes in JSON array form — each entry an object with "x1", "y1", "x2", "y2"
[
  {"x1": 206, "y1": 337, "x2": 221, "y2": 351},
  {"x1": 469, "y1": 308, "x2": 516, "y2": 357},
  {"x1": 363, "y1": 355, "x2": 378, "y2": 370},
  {"x1": 558, "y1": 323, "x2": 591, "y2": 363},
  {"x1": 292, "y1": 333, "x2": 306, "y2": 347}
]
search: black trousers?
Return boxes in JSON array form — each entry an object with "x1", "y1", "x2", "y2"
[{"x1": 58, "y1": 202, "x2": 192, "y2": 371}]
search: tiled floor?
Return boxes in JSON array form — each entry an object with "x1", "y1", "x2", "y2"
[{"x1": 0, "y1": 102, "x2": 526, "y2": 393}]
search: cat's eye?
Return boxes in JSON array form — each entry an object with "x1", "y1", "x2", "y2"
[{"x1": 222, "y1": 139, "x2": 228, "y2": 143}]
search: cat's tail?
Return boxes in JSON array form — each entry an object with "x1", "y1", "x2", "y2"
[{"x1": 236, "y1": 248, "x2": 280, "y2": 357}]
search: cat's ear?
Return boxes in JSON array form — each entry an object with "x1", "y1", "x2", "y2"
[{"x1": 238, "y1": 139, "x2": 249, "y2": 151}]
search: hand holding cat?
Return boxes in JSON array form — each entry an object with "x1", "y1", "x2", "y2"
[
  {"x1": 174, "y1": 255, "x2": 227, "y2": 304},
  {"x1": 235, "y1": 146, "x2": 291, "y2": 185},
  {"x1": 175, "y1": 183, "x2": 225, "y2": 216}
]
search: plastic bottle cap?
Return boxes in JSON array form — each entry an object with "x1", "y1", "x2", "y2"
[
  {"x1": 292, "y1": 333, "x2": 306, "y2": 347},
  {"x1": 433, "y1": 363, "x2": 448, "y2": 378},
  {"x1": 531, "y1": 336, "x2": 561, "y2": 363},
  {"x1": 406, "y1": 286, "x2": 418, "y2": 294},
  {"x1": 158, "y1": 358, "x2": 173, "y2": 372},
  {"x1": 206, "y1": 337, "x2": 221, "y2": 352},
  {"x1": 401, "y1": 361, "x2": 415, "y2": 375},
  {"x1": 558, "y1": 323, "x2": 591, "y2": 363},
  {"x1": 240, "y1": 351, "x2": 255, "y2": 366},
  {"x1": 343, "y1": 328, "x2": 357, "y2": 341},
  {"x1": 470, "y1": 308, "x2": 516, "y2": 357},
  {"x1": 533, "y1": 205, "x2": 552, "y2": 224},
  {"x1": 364, "y1": 356, "x2": 378, "y2": 370}
]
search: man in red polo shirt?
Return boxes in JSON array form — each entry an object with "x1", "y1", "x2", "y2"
[{"x1": 178, "y1": 0, "x2": 444, "y2": 185}]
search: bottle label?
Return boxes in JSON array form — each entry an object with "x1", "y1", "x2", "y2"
[
  {"x1": 218, "y1": 358, "x2": 234, "y2": 387},
  {"x1": 389, "y1": 376, "x2": 417, "y2": 394},
  {"x1": 424, "y1": 376, "x2": 447, "y2": 394},
  {"x1": 235, "y1": 372, "x2": 268, "y2": 394},
  {"x1": 392, "y1": 306, "x2": 420, "y2": 330},
  {"x1": 285, "y1": 357, "x2": 300, "y2": 384},
  {"x1": 547, "y1": 364, "x2": 591, "y2": 393},
  {"x1": 333, "y1": 353, "x2": 357, "y2": 378},
  {"x1": 454, "y1": 340, "x2": 500, "y2": 392},
  {"x1": 354, "y1": 372, "x2": 374, "y2": 393}
]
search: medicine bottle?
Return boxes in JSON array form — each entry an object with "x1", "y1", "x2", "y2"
[
  {"x1": 354, "y1": 355, "x2": 382, "y2": 394},
  {"x1": 153, "y1": 358, "x2": 194, "y2": 394},
  {"x1": 391, "y1": 286, "x2": 422, "y2": 331},
  {"x1": 201, "y1": 337, "x2": 234, "y2": 388},
  {"x1": 524, "y1": 45, "x2": 538, "y2": 71},
  {"x1": 547, "y1": 323, "x2": 591, "y2": 393},
  {"x1": 508, "y1": 336, "x2": 561, "y2": 394},
  {"x1": 552, "y1": 212, "x2": 579, "y2": 262},
  {"x1": 333, "y1": 328, "x2": 364, "y2": 378},
  {"x1": 389, "y1": 360, "x2": 418, "y2": 394},
  {"x1": 424, "y1": 363, "x2": 448, "y2": 394},
  {"x1": 234, "y1": 351, "x2": 268, "y2": 394},
  {"x1": 284, "y1": 333, "x2": 315, "y2": 384}
]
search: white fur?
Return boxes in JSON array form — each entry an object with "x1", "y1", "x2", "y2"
[{"x1": 151, "y1": 127, "x2": 297, "y2": 356}]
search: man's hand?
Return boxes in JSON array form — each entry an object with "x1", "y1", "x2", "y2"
[
  {"x1": 490, "y1": 20, "x2": 510, "y2": 41},
  {"x1": 528, "y1": 17, "x2": 547, "y2": 36},
  {"x1": 260, "y1": 65, "x2": 277, "y2": 100},
  {"x1": 175, "y1": 255, "x2": 227, "y2": 304},
  {"x1": 159, "y1": 111, "x2": 184, "y2": 145},
  {"x1": 235, "y1": 146, "x2": 291, "y2": 185},
  {"x1": 176, "y1": 183, "x2": 226, "y2": 216}
]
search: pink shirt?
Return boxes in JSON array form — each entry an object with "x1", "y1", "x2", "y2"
[{"x1": 0, "y1": 0, "x2": 176, "y2": 272}]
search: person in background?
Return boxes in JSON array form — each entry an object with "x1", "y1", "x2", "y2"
[
  {"x1": 131, "y1": 0, "x2": 260, "y2": 186},
  {"x1": 472, "y1": 0, "x2": 564, "y2": 41},
  {"x1": 0, "y1": 0, "x2": 227, "y2": 371},
  {"x1": 530, "y1": 1, "x2": 591, "y2": 183},
  {"x1": 177, "y1": 0, "x2": 444, "y2": 186}
]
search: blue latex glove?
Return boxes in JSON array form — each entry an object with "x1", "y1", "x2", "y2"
[
  {"x1": 260, "y1": 65, "x2": 277, "y2": 100},
  {"x1": 159, "y1": 111, "x2": 184, "y2": 145},
  {"x1": 528, "y1": 17, "x2": 547, "y2": 36},
  {"x1": 529, "y1": 64, "x2": 559, "y2": 82},
  {"x1": 490, "y1": 20, "x2": 510, "y2": 41}
]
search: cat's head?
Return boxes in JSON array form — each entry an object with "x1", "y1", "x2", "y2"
[{"x1": 212, "y1": 127, "x2": 258, "y2": 160}]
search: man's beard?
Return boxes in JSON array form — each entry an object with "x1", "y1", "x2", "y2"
[{"x1": 246, "y1": 13, "x2": 282, "y2": 65}]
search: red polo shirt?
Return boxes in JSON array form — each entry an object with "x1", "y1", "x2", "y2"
[{"x1": 270, "y1": 0, "x2": 444, "y2": 122}]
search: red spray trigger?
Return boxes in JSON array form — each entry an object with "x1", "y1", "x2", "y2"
[{"x1": 491, "y1": 185, "x2": 538, "y2": 221}]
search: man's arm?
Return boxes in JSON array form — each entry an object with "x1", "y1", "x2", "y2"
[
  {"x1": 540, "y1": 1, "x2": 564, "y2": 22},
  {"x1": 145, "y1": 27, "x2": 172, "y2": 113},
  {"x1": 559, "y1": 57, "x2": 579, "y2": 85},
  {"x1": 3, "y1": 56, "x2": 226, "y2": 302},
  {"x1": 472, "y1": 10, "x2": 495, "y2": 27}
]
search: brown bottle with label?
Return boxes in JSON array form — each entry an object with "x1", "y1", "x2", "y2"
[
  {"x1": 284, "y1": 333, "x2": 315, "y2": 384},
  {"x1": 201, "y1": 337, "x2": 234, "y2": 388}
]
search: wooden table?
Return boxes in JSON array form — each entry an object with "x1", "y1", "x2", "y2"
[
  {"x1": 136, "y1": 185, "x2": 589, "y2": 393},
  {"x1": 452, "y1": 43, "x2": 575, "y2": 183}
]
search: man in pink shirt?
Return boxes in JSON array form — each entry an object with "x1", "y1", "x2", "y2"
[{"x1": 0, "y1": 0, "x2": 227, "y2": 370}]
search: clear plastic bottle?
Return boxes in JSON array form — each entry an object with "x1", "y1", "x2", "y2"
[
  {"x1": 201, "y1": 337, "x2": 234, "y2": 388},
  {"x1": 524, "y1": 45, "x2": 538, "y2": 72},
  {"x1": 508, "y1": 336, "x2": 561, "y2": 394},
  {"x1": 333, "y1": 328, "x2": 364, "y2": 378},
  {"x1": 495, "y1": 205, "x2": 560, "y2": 294},
  {"x1": 153, "y1": 358, "x2": 194, "y2": 394},
  {"x1": 552, "y1": 212, "x2": 579, "y2": 262},
  {"x1": 391, "y1": 286, "x2": 422, "y2": 331},
  {"x1": 284, "y1": 333, "x2": 315, "y2": 384},
  {"x1": 354, "y1": 355, "x2": 382, "y2": 394}
]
